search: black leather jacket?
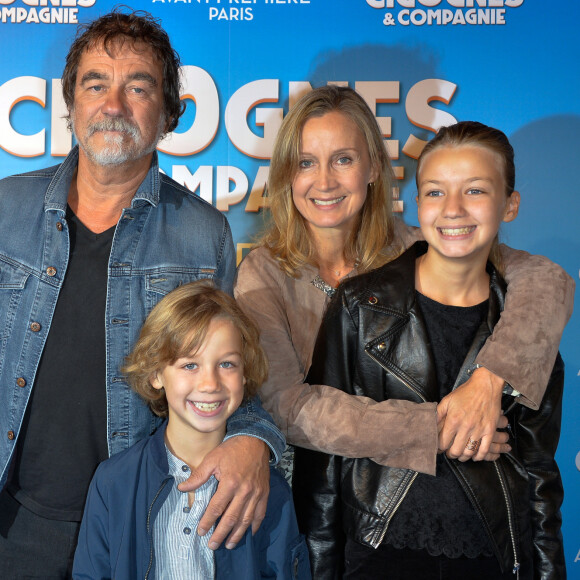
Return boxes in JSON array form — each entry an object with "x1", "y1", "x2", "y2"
[{"x1": 293, "y1": 243, "x2": 565, "y2": 580}]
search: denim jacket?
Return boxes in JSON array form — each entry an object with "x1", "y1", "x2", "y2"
[{"x1": 0, "y1": 146, "x2": 284, "y2": 488}]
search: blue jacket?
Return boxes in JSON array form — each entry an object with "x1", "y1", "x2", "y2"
[
  {"x1": 73, "y1": 423, "x2": 311, "y2": 579},
  {"x1": 0, "y1": 146, "x2": 284, "y2": 489}
]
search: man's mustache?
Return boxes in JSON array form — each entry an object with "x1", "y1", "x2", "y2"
[{"x1": 87, "y1": 118, "x2": 140, "y2": 139}]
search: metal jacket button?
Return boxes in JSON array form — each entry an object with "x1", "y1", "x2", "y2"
[
  {"x1": 46, "y1": 267, "x2": 57, "y2": 277},
  {"x1": 16, "y1": 378, "x2": 26, "y2": 388},
  {"x1": 56, "y1": 222, "x2": 63, "y2": 231},
  {"x1": 30, "y1": 322, "x2": 41, "y2": 332},
  {"x1": 7, "y1": 431, "x2": 15, "y2": 440}
]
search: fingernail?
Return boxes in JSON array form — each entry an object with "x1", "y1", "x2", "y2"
[
  {"x1": 226, "y1": 542, "x2": 236, "y2": 550},
  {"x1": 198, "y1": 528, "x2": 207, "y2": 536},
  {"x1": 209, "y1": 541, "x2": 219, "y2": 550}
]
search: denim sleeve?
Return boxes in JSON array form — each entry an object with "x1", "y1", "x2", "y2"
[
  {"x1": 216, "y1": 217, "x2": 236, "y2": 295},
  {"x1": 225, "y1": 396, "x2": 285, "y2": 465}
]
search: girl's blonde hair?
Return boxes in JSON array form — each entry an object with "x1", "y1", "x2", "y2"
[
  {"x1": 123, "y1": 280, "x2": 267, "y2": 417},
  {"x1": 260, "y1": 85, "x2": 399, "y2": 277}
]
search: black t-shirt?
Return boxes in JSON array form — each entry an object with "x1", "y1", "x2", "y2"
[
  {"x1": 7, "y1": 208, "x2": 114, "y2": 521},
  {"x1": 382, "y1": 291, "x2": 493, "y2": 558}
]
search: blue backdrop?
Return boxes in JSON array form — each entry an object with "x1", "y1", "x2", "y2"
[{"x1": 1, "y1": 0, "x2": 578, "y2": 572}]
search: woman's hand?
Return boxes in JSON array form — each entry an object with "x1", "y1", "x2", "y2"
[
  {"x1": 436, "y1": 366, "x2": 506, "y2": 461},
  {"x1": 178, "y1": 436, "x2": 270, "y2": 549}
]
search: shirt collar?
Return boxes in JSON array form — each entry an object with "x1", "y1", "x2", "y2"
[{"x1": 44, "y1": 145, "x2": 161, "y2": 212}]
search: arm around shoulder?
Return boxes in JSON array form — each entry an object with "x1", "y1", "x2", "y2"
[
  {"x1": 235, "y1": 248, "x2": 437, "y2": 474},
  {"x1": 475, "y1": 245, "x2": 574, "y2": 409}
]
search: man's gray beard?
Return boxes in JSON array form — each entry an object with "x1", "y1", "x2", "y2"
[{"x1": 72, "y1": 115, "x2": 164, "y2": 166}]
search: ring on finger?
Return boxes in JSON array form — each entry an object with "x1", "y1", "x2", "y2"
[{"x1": 465, "y1": 437, "x2": 482, "y2": 452}]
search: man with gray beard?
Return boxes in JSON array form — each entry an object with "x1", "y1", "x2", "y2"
[{"x1": 0, "y1": 10, "x2": 284, "y2": 578}]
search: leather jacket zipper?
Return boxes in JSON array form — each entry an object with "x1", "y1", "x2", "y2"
[
  {"x1": 145, "y1": 480, "x2": 169, "y2": 580},
  {"x1": 367, "y1": 348, "x2": 520, "y2": 575},
  {"x1": 375, "y1": 470, "x2": 418, "y2": 546},
  {"x1": 493, "y1": 461, "x2": 520, "y2": 578},
  {"x1": 365, "y1": 349, "x2": 427, "y2": 403},
  {"x1": 365, "y1": 349, "x2": 423, "y2": 547}
]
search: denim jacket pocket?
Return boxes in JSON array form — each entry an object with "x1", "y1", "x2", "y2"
[
  {"x1": 0, "y1": 258, "x2": 30, "y2": 331},
  {"x1": 0, "y1": 258, "x2": 31, "y2": 375},
  {"x1": 144, "y1": 268, "x2": 217, "y2": 313}
]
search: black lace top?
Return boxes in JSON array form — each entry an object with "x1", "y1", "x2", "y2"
[{"x1": 382, "y1": 291, "x2": 494, "y2": 558}]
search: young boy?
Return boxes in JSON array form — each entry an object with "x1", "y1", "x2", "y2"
[{"x1": 73, "y1": 281, "x2": 311, "y2": 579}]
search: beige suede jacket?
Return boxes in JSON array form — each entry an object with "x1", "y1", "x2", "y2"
[{"x1": 234, "y1": 221, "x2": 574, "y2": 476}]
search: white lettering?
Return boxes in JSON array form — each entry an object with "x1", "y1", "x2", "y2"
[
  {"x1": 245, "y1": 165, "x2": 269, "y2": 212},
  {"x1": 0, "y1": 76, "x2": 45, "y2": 156},
  {"x1": 225, "y1": 79, "x2": 283, "y2": 159},
  {"x1": 172, "y1": 165, "x2": 213, "y2": 205},
  {"x1": 158, "y1": 65, "x2": 219, "y2": 156},
  {"x1": 403, "y1": 78, "x2": 457, "y2": 158},
  {"x1": 216, "y1": 166, "x2": 248, "y2": 211},
  {"x1": 50, "y1": 78, "x2": 70, "y2": 156}
]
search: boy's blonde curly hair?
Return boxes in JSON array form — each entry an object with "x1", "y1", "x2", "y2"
[{"x1": 123, "y1": 280, "x2": 267, "y2": 417}]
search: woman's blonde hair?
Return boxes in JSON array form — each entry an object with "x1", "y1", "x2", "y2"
[
  {"x1": 416, "y1": 121, "x2": 517, "y2": 272},
  {"x1": 260, "y1": 85, "x2": 398, "y2": 277},
  {"x1": 123, "y1": 280, "x2": 268, "y2": 417}
]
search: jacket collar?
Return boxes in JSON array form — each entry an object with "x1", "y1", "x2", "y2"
[
  {"x1": 148, "y1": 419, "x2": 171, "y2": 478},
  {"x1": 44, "y1": 145, "x2": 161, "y2": 213},
  {"x1": 360, "y1": 242, "x2": 506, "y2": 402}
]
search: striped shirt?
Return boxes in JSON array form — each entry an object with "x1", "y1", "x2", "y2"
[{"x1": 153, "y1": 447, "x2": 218, "y2": 579}]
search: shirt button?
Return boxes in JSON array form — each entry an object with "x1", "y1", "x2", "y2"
[
  {"x1": 56, "y1": 222, "x2": 63, "y2": 231},
  {"x1": 183, "y1": 506, "x2": 191, "y2": 513},
  {"x1": 30, "y1": 322, "x2": 41, "y2": 332},
  {"x1": 7, "y1": 431, "x2": 15, "y2": 440},
  {"x1": 46, "y1": 267, "x2": 57, "y2": 277},
  {"x1": 16, "y1": 378, "x2": 26, "y2": 388},
  {"x1": 183, "y1": 527, "x2": 192, "y2": 535},
  {"x1": 181, "y1": 465, "x2": 190, "y2": 472}
]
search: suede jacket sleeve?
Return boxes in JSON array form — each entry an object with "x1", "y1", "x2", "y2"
[
  {"x1": 478, "y1": 246, "x2": 574, "y2": 409},
  {"x1": 395, "y1": 220, "x2": 575, "y2": 409},
  {"x1": 234, "y1": 247, "x2": 438, "y2": 475}
]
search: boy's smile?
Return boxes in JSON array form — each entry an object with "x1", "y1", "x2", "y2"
[{"x1": 151, "y1": 317, "x2": 246, "y2": 453}]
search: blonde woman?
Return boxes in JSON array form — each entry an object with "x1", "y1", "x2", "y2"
[{"x1": 234, "y1": 86, "x2": 573, "y2": 478}]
